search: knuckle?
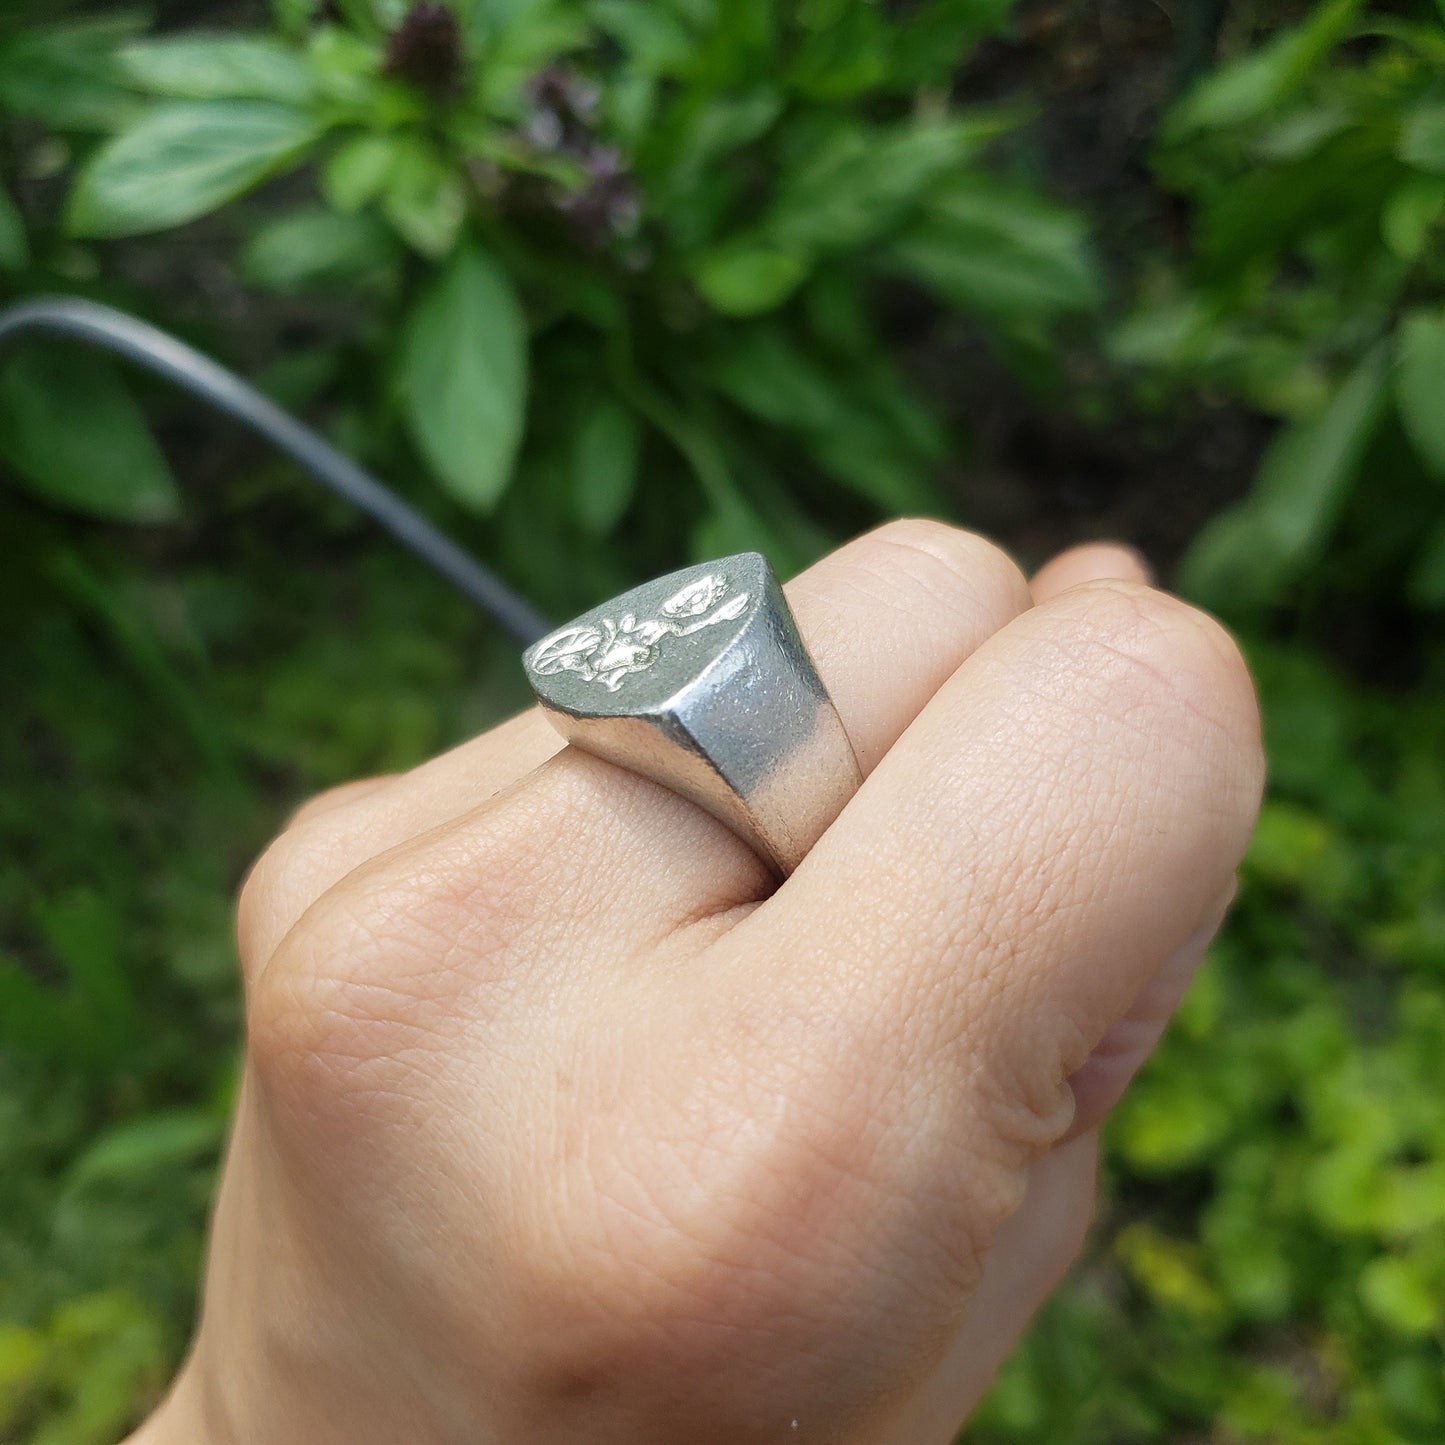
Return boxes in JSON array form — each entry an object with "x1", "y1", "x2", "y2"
[
  {"x1": 243, "y1": 941, "x2": 321, "y2": 1100},
  {"x1": 234, "y1": 812, "x2": 355, "y2": 976},
  {"x1": 234, "y1": 828, "x2": 304, "y2": 975},
  {"x1": 863, "y1": 517, "x2": 1032, "y2": 620},
  {"x1": 248, "y1": 785, "x2": 586, "y2": 1073},
  {"x1": 283, "y1": 775, "x2": 390, "y2": 830},
  {"x1": 243, "y1": 865, "x2": 486, "y2": 1121},
  {"x1": 234, "y1": 780, "x2": 402, "y2": 979},
  {"x1": 1054, "y1": 579, "x2": 1262, "y2": 767}
]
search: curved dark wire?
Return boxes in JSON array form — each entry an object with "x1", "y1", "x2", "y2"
[{"x1": 0, "y1": 295, "x2": 552, "y2": 646}]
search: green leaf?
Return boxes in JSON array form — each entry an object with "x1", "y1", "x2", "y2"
[
  {"x1": 0, "y1": 1323, "x2": 44, "y2": 1417},
  {"x1": 591, "y1": 0, "x2": 698, "y2": 76},
  {"x1": 0, "y1": 346, "x2": 180, "y2": 522},
  {"x1": 572, "y1": 396, "x2": 641, "y2": 534},
  {"x1": 1382, "y1": 176, "x2": 1445, "y2": 260},
  {"x1": 659, "y1": 88, "x2": 782, "y2": 196},
  {"x1": 1396, "y1": 310, "x2": 1445, "y2": 478},
  {"x1": 120, "y1": 35, "x2": 315, "y2": 104},
  {"x1": 713, "y1": 324, "x2": 938, "y2": 510},
  {"x1": 399, "y1": 243, "x2": 529, "y2": 510},
  {"x1": 765, "y1": 115, "x2": 1008, "y2": 256},
  {"x1": 1359, "y1": 1253, "x2": 1442, "y2": 1336},
  {"x1": 890, "y1": 177, "x2": 1100, "y2": 319},
  {"x1": 274, "y1": 0, "x2": 322, "y2": 35},
  {"x1": 788, "y1": 0, "x2": 890, "y2": 99},
  {"x1": 241, "y1": 206, "x2": 398, "y2": 291},
  {"x1": 1400, "y1": 97, "x2": 1445, "y2": 176},
  {"x1": 1261, "y1": 342, "x2": 1388, "y2": 556},
  {"x1": 0, "y1": 182, "x2": 28, "y2": 272},
  {"x1": 473, "y1": 0, "x2": 590, "y2": 114},
  {"x1": 323, "y1": 131, "x2": 406, "y2": 211},
  {"x1": 307, "y1": 24, "x2": 384, "y2": 102},
  {"x1": 1164, "y1": 0, "x2": 1360, "y2": 139},
  {"x1": 33, "y1": 888, "x2": 137, "y2": 1034},
  {"x1": 0, "y1": 17, "x2": 142, "y2": 132},
  {"x1": 65, "y1": 1109, "x2": 222, "y2": 1191},
  {"x1": 381, "y1": 141, "x2": 467, "y2": 258},
  {"x1": 692, "y1": 244, "x2": 807, "y2": 316},
  {"x1": 1407, "y1": 514, "x2": 1445, "y2": 606},
  {"x1": 1180, "y1": 345, "x2": 1389, "y2": 609},
  {"x1": 1254, "y1": 101, "x2": 1350, "y2": 162},
  {"x1": 67, "y1": 100, "x2": 322, "y2": 238}
]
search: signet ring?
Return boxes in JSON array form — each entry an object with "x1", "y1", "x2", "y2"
[{"x1": 522, "y1": 553, "x2": 862, "y2": 876}]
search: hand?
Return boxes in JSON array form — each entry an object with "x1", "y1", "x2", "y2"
[{"x1": 132, "y1": 522, "x2": 1263, "y2": 1445}]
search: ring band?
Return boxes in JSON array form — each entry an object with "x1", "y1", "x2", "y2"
[{"x1": 523, "y1": 553, "x2": 861, "y2": 875}]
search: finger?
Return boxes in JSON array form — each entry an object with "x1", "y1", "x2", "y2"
[
  {"x1": 283, "y1": 776, "x2": 395, "y2": 829},
  {"x1": 737, "y1": 579, "x2": 1262, "y2": 1273},
  {"x1": 235, "y1": 710, "x2": 564, "y2": 978},
  {"x1": 1030, "y1": 541, "x2": 1152, "y2": 603},
  {"x1": 247, "y1": 520, "x2": 1034, "y2": 981},
  {"x1": 885, "y1": 1130, "x2": 1100, "y2": 1441},
  {"x1": 1063, "y1": 879, "x2": 1235, "y2": 1139}
]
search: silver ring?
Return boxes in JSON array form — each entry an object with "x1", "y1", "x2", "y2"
[{"x1": 523, "y1": 553, "x2": 861, "y2": 875}]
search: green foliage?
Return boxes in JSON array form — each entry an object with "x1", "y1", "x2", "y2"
[
  {"x1": 2, "y1": 5, "x2": 1443, "y2": 1443},
  {"x1": 398, "y1": 242, "x2": 529, "y2": 508},
  {"x1": 0, "y1": 509, "x2": 533, "y2": 1441},
  {"x1": 68, "y1": 101, "x2": 324, "y2": 237},
  {"x1": 1120, "y1": 0, "x2": 1445, "y2": 615},
  {"x1": 0, "y1": 0, "x2": 1095, "y2": 588},
  {"x1": 0, "y1": 347, "x2": 180, "y2": 522}
]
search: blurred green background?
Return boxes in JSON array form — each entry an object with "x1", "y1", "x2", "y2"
[{"x1": 1, "y1": 0, "x2": 1443, "y2": 1440}]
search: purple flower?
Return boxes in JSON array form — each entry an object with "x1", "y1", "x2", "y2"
[{"x1": 383, "y1": 2, "x2": 464, "y2": 102}]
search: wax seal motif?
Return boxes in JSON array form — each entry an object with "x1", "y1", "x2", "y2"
[
  {"x1": 527, "y1": 573, "x2": 750, "y2": 692},
  {"x1": 522, "y1": 553, "x2": 860, "y2": 876}
]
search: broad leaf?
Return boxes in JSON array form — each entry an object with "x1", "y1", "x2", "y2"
[
  {"x1": 381, "y1": 141, "x2": 467, "y2": 257},
  {"x1": 713, "y1": 325, "x2": 938, "y2": 510},
  {"x1": 1382, "y1": 176, "x2": 1445, "y2": 260},
  {"x1": 1180, "y1": 345, "x2": 1389, "y2": 609},
  {"x1": 1249, "y1": 344, "x2": 1389, "y2": 553},
  {"x1": 765, "y1": 115, "x2": 1008, "y2": 256},
  {"x1": 1400, "y1": 98, "x2": 1445, "y2": 176},
  {"x1": 0, "y1": 17, "x2": 142, "y2": 131},
  {"x1": 572, "y1": 396, "x2": 641, "y2": 534},
  {"x1": 119, "y1": 35, "x2": 315, "y2": 104},
  {"x1": 68, "y1": 101, "x2": 322, "y2": 238},
  {"x1": 1165, "y1": 0, "x2": 1360, "y2": 139},
  {"x1": 323, "y1": 131, "x2": 406, "y2": 211},
  {"x1": 0, "y1": 346, "x2": 180, "y2": 522},
  {"x1": 399, "y1": 244, "x2": 529, "y2": 510},
  {"x1": 788, "y1": 2, "x2": 890, "y2": 100},
  {"x1": 659, "y1": 88, "x2": 781, "y2": 196},
  {"x1": 241, "y1": 206, "x2": 397, "y2": 291},
  {"x1": 692, "y1": 244, "x2": 806, "y2": 316},
  {"x1": 1395, "y1": 310, "x2": 1445, "y2": 477},
  {"x1": 890, "y1": 177, "x2": 1099, "y2": 319},
  {"x1": 65, "y1": 1109, "x2": 222, "y2": 1191},
  {"x1": 0, "y1": 183, "x2": 27, "y2": 271}
]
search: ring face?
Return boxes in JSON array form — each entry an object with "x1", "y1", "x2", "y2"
[
  {"x1": 524, "y1": 553, "x2": 860, "y2": 875},
  {"x1": 526, "y1": 566, "x2": 754, "y2": 703}
]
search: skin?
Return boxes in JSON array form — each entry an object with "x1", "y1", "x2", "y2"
[{"x1": 128, "y1": 521, "x2": 1263, "y2": 1445}]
